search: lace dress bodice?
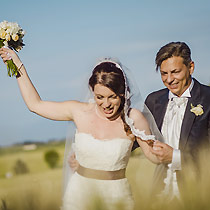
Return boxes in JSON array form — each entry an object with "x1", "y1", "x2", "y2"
[
  {"x1": 63, "y1": 132, "x2": 134, "y2": 210},
  {"x1": 74, "y1": 132, "x2": 133, "y2": 171}
]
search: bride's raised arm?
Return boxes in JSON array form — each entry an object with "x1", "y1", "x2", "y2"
[{"x1": 0, "y1": 47, "x2": 80, "y2": 121}]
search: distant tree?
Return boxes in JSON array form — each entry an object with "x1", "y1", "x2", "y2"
[
  {"x1": 13, "y1": 159, "x2": 29, "y2": 175},
  {"x1": 44, "y1": 150, "x2": 59, "y2": 169}
]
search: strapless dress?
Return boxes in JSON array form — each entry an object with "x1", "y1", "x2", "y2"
[{"x1": 62, "y1": 132, "x2": 134, "y2": 210}]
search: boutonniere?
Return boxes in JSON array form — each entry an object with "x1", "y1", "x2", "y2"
[{"x1": 190, "y1": 104, "x2": 204, "y2": 116}]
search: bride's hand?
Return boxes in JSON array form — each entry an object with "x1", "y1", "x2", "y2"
[{"x1": 0, "y1": 47, "x2": 22, "y2": 69}]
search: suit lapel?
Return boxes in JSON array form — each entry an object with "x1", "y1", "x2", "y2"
[
  {"x1": 179, "y1": 79, "x2": 201, "y2": 150},
  {"x1": 154, "y1": 92, "x2": 169, "y2": 131}
]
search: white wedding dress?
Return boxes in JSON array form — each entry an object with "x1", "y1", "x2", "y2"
[{"x1": 62, "y1": 131, "x2": 134, "y2": 210}]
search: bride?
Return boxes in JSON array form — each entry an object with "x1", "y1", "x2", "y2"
[{"x1": 0, "y1": 47, "x2": 161, "y2": 210}]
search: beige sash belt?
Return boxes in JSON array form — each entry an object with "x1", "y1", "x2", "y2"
[{"x1": 77, "y1": 165, "x2": 126, "y2": 180}]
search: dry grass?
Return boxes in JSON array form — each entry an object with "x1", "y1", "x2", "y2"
[
  {"x1": 1, "y1": 147, "x2": 210, "y2": 210},
  {"x1": 0, "y1": 169, "x2": 62, "y2": 210}
]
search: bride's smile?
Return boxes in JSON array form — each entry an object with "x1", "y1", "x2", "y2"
[{"x1": 94, "y1": 84, "x2": 121, "y2": 119}]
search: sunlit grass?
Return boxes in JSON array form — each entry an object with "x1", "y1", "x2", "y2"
[
  {"x1": 1, "y1": 145, "x2": 210, "y2": 210},
  {"x1": 0, "y1": 143, "x2": 65, "y2": 178},
  {"x1": 0, "y1": 167, "x2": 62, "y2": 210},
  {"x1": 0, "y1": 142, "x2": 64, "y2": 209}
]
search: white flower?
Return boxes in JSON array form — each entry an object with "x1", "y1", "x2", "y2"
[
  {"x1": 21, "y1": 30, "x2": 26, "y2": 35},
  {"x1": 12, "y1": 34, "x2": 19, "y2": 41},
  {"x1": 7, "y1": 25, "x2": 18, "y2": 35},
  {"x1": 3, "y1": 40, "x2": 8, "y2": 47},
  {"x1": 0, "y1": 20, "x2": 8, "y2": 30},
  {"x1": 0, "y1": 29, "x2": 7, "y2": 39},
  {"x1": 190, "y1": 104, "x2": 204, "y2": 116},
  {"x1": 12, "y1": 25, "x2": 20, "y2": 34},
  {"x1": 6, "y1": 27, "x2": 13, "y2": 35},
  {"x1": 0, "y1": 21, "x2": 22, "y2": 36},
  {"x1": 5, "y1": 33, "x2": 11, "y2": 41}
]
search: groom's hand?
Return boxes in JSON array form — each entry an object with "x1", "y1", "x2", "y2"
[
  {"x1": 150, "y1": 141, "x2": 173, "y2": 164},
  {"x1": 68, "y1": 153, "x2": 79, "y2": 171}
]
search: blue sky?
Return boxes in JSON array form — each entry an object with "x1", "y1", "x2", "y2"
[{"x1": 0, "y1": 0, "x2": 210, "y2": 146}]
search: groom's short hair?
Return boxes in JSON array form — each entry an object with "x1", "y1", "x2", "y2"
[{"x1": 155, "y1": 41, "x2": 192, "y2": 71}]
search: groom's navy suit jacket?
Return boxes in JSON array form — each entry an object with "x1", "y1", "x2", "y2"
[{"x1": 144, "y1": 78, "x2": 210, "y2": 193}]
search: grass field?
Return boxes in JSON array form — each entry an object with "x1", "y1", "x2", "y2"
[
  {"x1": 0, "y1": 141, "x2": 65, "y2": 177},
  {"x1": 1, "y1": 143, "x2": 210, "y2": 210},
  {"x1": 0, "y1": 141, "x2": 65, "y2": 209},
  {"x1": 0, "y1": 143, "x2": 156, "y2": 210}
]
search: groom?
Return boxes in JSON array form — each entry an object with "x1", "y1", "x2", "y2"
[{"x1": 142, "y1": 41, "x2": 210, "y2": 198}]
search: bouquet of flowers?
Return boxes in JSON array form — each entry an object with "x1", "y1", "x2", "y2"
[{"x1": 0, "y1": 20, "x2": 25, "y2": 77}]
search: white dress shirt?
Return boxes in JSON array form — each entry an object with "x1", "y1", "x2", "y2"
[{"x1": 161, "y1": 79, "x2": 194, "y2": 199}]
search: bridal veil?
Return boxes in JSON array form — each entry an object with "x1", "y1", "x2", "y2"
[{"x1": 62, "y1": 57, "x2": 164, "y2": 194}]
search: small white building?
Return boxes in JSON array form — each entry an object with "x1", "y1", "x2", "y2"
[{"x1": 23, "y1": 144, "x2": 37, "y2": 151}]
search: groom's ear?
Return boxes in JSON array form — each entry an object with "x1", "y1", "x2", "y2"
[{"x1": 189, "y1": 61, "x2": 194, "y2": 75}]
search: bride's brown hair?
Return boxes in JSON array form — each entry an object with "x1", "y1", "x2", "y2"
[{"x1": 89, "y1": 62, "x2": 132, "y2": 136}]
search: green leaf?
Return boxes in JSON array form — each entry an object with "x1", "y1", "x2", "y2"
[
  {"x1": 6, "y1": 60, "x2": 18, "y2": 77},
  {"x1": 0, "y1": 39, "x2": 4, "y2": 48}
]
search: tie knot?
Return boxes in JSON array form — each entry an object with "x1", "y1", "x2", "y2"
[{"x1": 172, "y1": 97, "x2": 187, "y2": 107}]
